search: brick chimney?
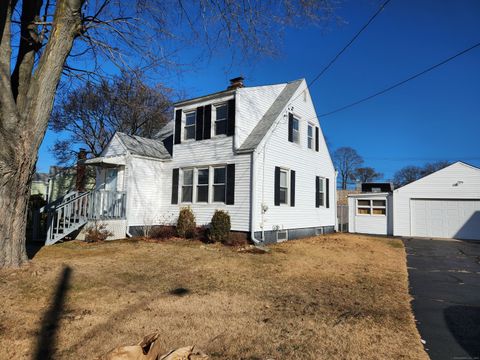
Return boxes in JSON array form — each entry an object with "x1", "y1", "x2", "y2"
[
  {"x1": 76, "y1": 148, "x2": 87, "y2": 192},
  {"x1": 227, "y1": 76, "x2": 244, "y2": 90}
]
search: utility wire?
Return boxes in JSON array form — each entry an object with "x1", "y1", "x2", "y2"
[
  {"x1": 307, "y1": 0, "x2": 392, "y2": 90},
  {"x1": 319, "y1": 41, "x2": 480, "y2": 117}
]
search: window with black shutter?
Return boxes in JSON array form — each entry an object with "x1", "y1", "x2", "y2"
[
  {"x1": 290, "y1": 170, "x2": 295, "y2": 207},
  {"x1": 226, "y1": 164, "x2": 235, "y2": 205},
  {"x1": 226, "y1": 98, "x2": 235, "y2": 136},
  {"x1": 174, "y1": 110, "x2": 182, "y2": 144},
  {"x1": 171, "y1": 168, "x2": 179, "y2": 204}
]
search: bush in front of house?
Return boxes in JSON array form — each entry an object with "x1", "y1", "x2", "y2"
[
  {"x1": 150, "y1": 225, "x2": 176, "y2": 240},
  {"x1": 176, "y1": 207, "x2": 196, "y2": 238},
  {"x1": 84, "y1": 222, "x2": 113, "y2": 243},
  {"x1": 223, "y1": 231, "x2": 249, "y2": 247},
  {"x1": 209, "y1": 210, "x2": 231, "y2": 243}
]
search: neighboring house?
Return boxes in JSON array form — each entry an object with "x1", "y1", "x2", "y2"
[
  {"x1": 68, "y1": 77, "x2": 336, "y2": 245},
  {"x1": 31, "y1": 173, "x2": 49, "y2": 199},
  {"x1": 348, "y1": 162, "x2": 480, "y2": 240}
]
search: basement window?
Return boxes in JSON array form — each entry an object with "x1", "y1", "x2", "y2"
[
  {"x1": 357, "y1": 199, "x2": 386, "y2": 216},
  {"x1": 277, "y1": 230, "x2": 288, "y2": 242}
]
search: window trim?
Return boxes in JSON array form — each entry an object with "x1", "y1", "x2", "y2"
[
  {"x1": 318, "y1": 177, "x2": 325, "y2": 207},
  {"x1": 213, "y1": 102, "x2": 228, "y2": 137},
  {"x1": 196, "y1": 167, "x2": 209, "y2": 203},
  {"x1": 307, "y1": 123, "x2": 314, "y2": 150},
  {"x1": 212, "y1": 166, "x2": 227, "y2": 203},
  {"x1": 291, "y1": 116, "x2": 300, "y2": 145},
  {"x1": 181, "y1": 168, "x2": 194, "y2": 203},
  {"x1": 356, "y1": 198, "x2": 387, "y2": 216},
  {"x1": 279, "y1": 168, "x2": 290, "y2": 205},
  {"x1": 184, "y1": 111, "x2": 196, "y2": 140}
]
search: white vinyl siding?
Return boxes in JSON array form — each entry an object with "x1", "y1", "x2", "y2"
[{"x1": 252, "y1": 80, "x2": 336, "y2": 232}]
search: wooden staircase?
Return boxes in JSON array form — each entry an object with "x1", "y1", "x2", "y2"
[
  {"x1": 37, "y1": 190, "x2": 127, "y2": 245},
  {"x1": 41, "y1": 191, "x2": 90, "y2": 245}
]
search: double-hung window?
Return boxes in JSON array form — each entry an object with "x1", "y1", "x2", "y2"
[
  {"x1": 215, "y1": 104, "x2": 228, "y2": 136},
  {"x1": 182, "y1": 169, "x2": 193, "y2": 202},
  {"x1": 279, "y1": 169, "x2": 289, "y2": 204},
  {"x1": 184, "y1": 112, "x2": 196, "y2": 140},
  {"x1": 307, "y1": 124, "x2": 313, "y2": 149},
  {"x1": 318, "y1": 177, "x2": 325, "y2": 206},
  {"x1": 292, "y1": 117, "x2": 300, "y2": 144},
  {"x1": 197, "y1": 168, "x2": 209, "y2": 202},
  {"x1": 357, "y1": 199, "x2": 386, "y2": 215},
  {"x1": 213, "y1": 167, "x2": 226, "y2": 202}
]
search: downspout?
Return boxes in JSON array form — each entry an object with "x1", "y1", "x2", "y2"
[{"x1": 249, "y1": 151, "x2": 262, "y2": 244}]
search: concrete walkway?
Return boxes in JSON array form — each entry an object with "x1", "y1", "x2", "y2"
[{"x1": 404, "y1": 238, "x2": 480, "y2": 360}]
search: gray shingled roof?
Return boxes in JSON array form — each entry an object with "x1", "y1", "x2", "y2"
[
  {"x1": 154, "y1": 121, "x2": 173, "y2": 140},
  {"x1": 237, "y1": 79, "x2": 303, "y2": 153},
  {"x1": 116, "y1": 132, "x2": 171, "y2": 159}
]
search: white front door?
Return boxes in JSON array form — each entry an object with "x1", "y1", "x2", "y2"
[{"x1": 411, "y1": 199, "x2": 480, "y2": 240}]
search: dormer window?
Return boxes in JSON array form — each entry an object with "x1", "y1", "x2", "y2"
[
  {"x1": 184, "y1": 112, "x2": 196, "y2": 140},
  {"x1": 215, "y1": 103, "x2": 228, "y2": 136}
]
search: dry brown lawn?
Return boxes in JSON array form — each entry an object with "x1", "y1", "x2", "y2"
[{"x1": 0, "y1": 233, "x2": 428, "y2": 360}]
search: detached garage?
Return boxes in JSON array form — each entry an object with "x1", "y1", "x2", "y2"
[{"x1": 394, "y1": 162, "x2": 480, "y2": 240}]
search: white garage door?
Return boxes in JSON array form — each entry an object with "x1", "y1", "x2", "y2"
[{"x1": 411, "y1": 199, "x2": 480, "y2": 240}]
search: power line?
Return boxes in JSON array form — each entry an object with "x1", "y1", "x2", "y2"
[
  {"x1": 308, "y1": 0, "x2": 392, "y2": 90},
  {"x1": 319, "y1": 41, "x2": 480, "y2": 117},
  {"x1": 290, "y1": 0, "x2": 392, "y2": 105}
]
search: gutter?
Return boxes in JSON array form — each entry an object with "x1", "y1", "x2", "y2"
[{"x1": 249, "y1": 151, "x2": 262, "y2": 245}]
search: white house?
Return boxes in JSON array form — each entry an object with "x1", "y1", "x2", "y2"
[
  {"x1": 348, "y1": 162, "x2": 480, "y2": 240},
  {"x1": 43, "y1": 77, "x2": 336, "y2": 245}
]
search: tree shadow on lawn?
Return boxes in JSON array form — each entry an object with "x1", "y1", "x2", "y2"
[
  {"x1": 33, "y1": 265, "x2": 72, "y2": 360},
  {"x1": 444, "y1": 305, "x2": 480, "y2": 359}
]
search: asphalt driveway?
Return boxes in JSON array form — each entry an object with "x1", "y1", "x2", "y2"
[{"x1": 404, "y1": 238, "x2": 480, "y2": 360}]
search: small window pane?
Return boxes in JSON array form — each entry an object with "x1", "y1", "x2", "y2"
[
  {"x1": 372, "y1": 200, "x2": 386, "y2": 207},
  {"x1": 358, "y1": 200, "x2": 370, "y2": 206},
  {"x1": 373, "y1": 208, "x2": 386, "y2": 215},
  {"x1": 215, "y1": 120, "x2": 227, "y2": 135},
  {"x1": 216, "y1": 104, "x2": 228, "y2": 120},
  {"x1": 186, "y1": 112, "x2": 196, "y2": 125},
  {"x1": 214, "y1": 167, "x2": 226, "y2": 184},
  {"x1": 319, "y1": 193, "x2": 325, "y2": 206},
  {"x1": 185, "y1": 126, "x2": 195, "y2": 140},
  {"x1": 198, "y1": 169, "x2": 209, "y2": 184},
  {"x1": 308, "y1": 125, "x2": 313, "y2": 136},
  {"x1": 183, "y1": 169, "x2": 193, "y2": 185},
  {"x1": 319, "y1": 178, "x2": 324, "y2": 192},
  {"x1": 358, "y1": 207, "x2": 371, "y2": 215},
  {"x1": 213, "y1": 185, "x2": 226, "y2": 202},
  {"x1": 293, "y1": 118, "x2": 299, "y2": 130},
  {"x1": 182, "y1": 186, "x2": 192, "y2": 202},
  {"x1": 279, "y1": 188, "x2": 287, "y2": 204},
  {"x1": 280, "y1": 171, "x2": 287, "y2": 187},
  {"x1": 197, "y1": 186, "x2": 208, "y2": 202}
]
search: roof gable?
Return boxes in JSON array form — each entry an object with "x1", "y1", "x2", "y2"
[{"x1": 237, "y1": 79, "x2": 303, "y2": 153}]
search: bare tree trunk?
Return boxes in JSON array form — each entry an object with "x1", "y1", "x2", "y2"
[{"x1": 0, "y1": 0, "x2": 84, "y2": 268}]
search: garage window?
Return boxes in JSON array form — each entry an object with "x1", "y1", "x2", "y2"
[{"x1": 357, "y1": 199, "x2": 386, "y2": 216}]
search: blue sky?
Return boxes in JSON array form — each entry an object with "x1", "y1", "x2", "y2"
[{"x1": 37, "y1": 0, "x2": 480, "y2": 181}]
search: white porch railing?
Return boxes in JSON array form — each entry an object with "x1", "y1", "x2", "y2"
[{"x1": 38, "y1": 190, "x2": 126, "y2": 245}]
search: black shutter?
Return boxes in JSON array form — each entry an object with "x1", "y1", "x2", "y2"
[
  {"x1": 315, "y1": 127, "x2": 319, "y2": 152},
  {"x1": 227, "y1": 98, "x2": 235, "y2": 136},
  {"x1": 203, "y1": 104, "x2": 212, "y2": 139},
  {"x1": 195, "y1": 106, "x2": 204, "y2": 141},
  {"x1": 226, "y1": 163, "x2": 235, "y2": 205},
  {"x1": 326, "y1": 178, "x2": 330, "y2": 208},
  {"x1": 274, "y1": 167, "x2": 280, "y2": 206},
  {"x1": 290, "y1": 170, "x2": 295, "y2": 207},
  {"x1": 174, "y1": 109, "x2": 182, "y2": 144},
  {"x1": 288, "y1": 113, "x2": 293, "y2": 142},
  {"x1": 171, "y1": 168, "x2": 179, "y2": 204},
  {"x1": 315, "y1": 176, "x2": 320, "y2": 208}
]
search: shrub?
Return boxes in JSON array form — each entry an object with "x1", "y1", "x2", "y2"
[
  {"x1": 84, "y1": 222, "x2": 113, "y2": 243},
  {"x1": 210, "y1": 210, "x2": 231, "y2": 243},
  {"x1": 223, "y1": 232, "x2": 249, "y2": 247},
  {"x1": 150, "y1": 226, "x2": 176, "y2": 240},
  {"x1": 176, "y1": 207, "x2": 196, "y2": 238},
  {"x1": 196, "y1": 225, "x2": 210, "y2": 243}
]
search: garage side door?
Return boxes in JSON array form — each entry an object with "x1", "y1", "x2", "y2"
[{"x1": 411, "y1": 199, "x2": 480, "y2": 240}]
